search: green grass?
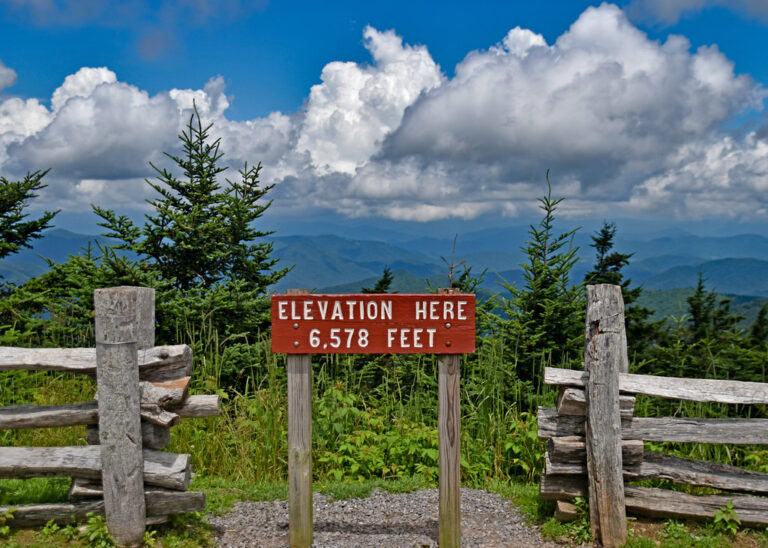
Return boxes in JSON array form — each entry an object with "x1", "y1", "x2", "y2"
[{"x1": 0, "y1": 479, "x2": 71, "y2": 506}]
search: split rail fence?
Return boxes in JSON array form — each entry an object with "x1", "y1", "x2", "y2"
[
  {"x1": 538, "y1": 284, "x2": 768, "y2": 547},
  {"x1": 0, "y1": 286, "x2": 220, "y2": 547}
]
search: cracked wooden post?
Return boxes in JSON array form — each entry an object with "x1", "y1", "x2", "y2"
[
  {"x1": 95, "y1": 286, "x2": 154, "y2": 547},
  {"x1": 584, "y1": 284, "x2": 627, "y2": 547},
  {"x1": 438, "y1": 287, "x2": 461, "y2": 548},
  {"x1": 286, "y1": 289, "x2": 313, "y2": 548}
]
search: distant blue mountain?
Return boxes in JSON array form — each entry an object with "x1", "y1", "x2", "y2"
[
  {"x1": 5, "y1": 228, "x2": 768, "y2": 301},
  {"x1": 640, "y1": 258, "x2": 768, "y2": 296},
  {"x1": 617, "y1": 233, "x2": 768, "y2": 261},
  {"x1": 0, "y1": 229, "x2": 116, "y2": 284}
]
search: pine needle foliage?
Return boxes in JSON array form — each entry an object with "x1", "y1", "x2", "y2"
[
  {"x1": 0, "y1": 170, "x2": 58, "y2": 263},
  {"x1": 362, "y1": 267, "x2": 394, "y2": 293},
  {"x1": 94, "y1": 108, "x2": 287, "y2": 293},
  {"x1": 501, "y1": 171, "x2": 584, "y2": 389},
  {"x1": 92, "y1": 107, "x2": 289, "y2": 338},
  {"x1": 583, "y1": 220, "x2": 659, "y2": 359}
]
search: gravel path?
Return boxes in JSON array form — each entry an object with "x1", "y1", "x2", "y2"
[{"x1": 209, "y1": 488, "x2": 559, "y2": 547}]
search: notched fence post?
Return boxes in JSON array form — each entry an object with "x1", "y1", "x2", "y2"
[
  {"x1": 95, "y1": 286, "x2": 154, "y2": 547},
  {"x1": 584, "y1": 284, "x2": 627, "y2": 548}
]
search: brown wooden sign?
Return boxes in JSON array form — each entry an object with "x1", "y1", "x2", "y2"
[{"x1": 271, "y1": 293, "x2": 475, "y2": 354}]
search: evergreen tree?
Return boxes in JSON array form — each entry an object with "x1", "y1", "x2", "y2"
[
  {"x1": 750, "y1": 303, "x2": 768, "y2": 347},
  {"x1": 686, "y1": 273, "x2": 743, "y2": 344},
  {"x1": 584, "y1": 221, "x2": 632, "y2": 287},
  {"x1": 362, "y1": 267, "x2": 394, "y2": 293},
  {"x1": 0, "y1": 170, "x2": 58, "y2": 263},
  {"x1": 93, "y1": 107, "x2": 289, "y2": 336},
  {"x1": 502, "y1": 172, "x2": 584, "y2": 388},
  {"x1": 583, "y1": 220, "x2": 658, "y2": 361}
]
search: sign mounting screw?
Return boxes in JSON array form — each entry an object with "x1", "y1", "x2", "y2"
[{"x1": 293, "y1": 341, "x2": 299, "y2": 348}]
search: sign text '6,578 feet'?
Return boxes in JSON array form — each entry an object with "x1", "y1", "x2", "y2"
[{"x1": 271, "y1": 294, "x2": 475, "y2": 354}]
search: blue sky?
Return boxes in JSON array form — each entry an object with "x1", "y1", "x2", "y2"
[{"x1": 1, "y1": 0, "x2": 768, "y2": 234}]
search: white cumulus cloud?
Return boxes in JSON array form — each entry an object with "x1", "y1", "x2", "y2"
[
  {"x1": 0, "y1": 60, "x2": 17, "y2": 91},
  {"x1": 1, "y1": 3, "x2": 767, "y2": 222},
  {"x1": 296, "y1": 26, "x2": 443, "y2": 175}
]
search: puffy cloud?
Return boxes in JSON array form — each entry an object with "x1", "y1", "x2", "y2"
[
  {"x1": 50, "y1": 67, "x2": 117, "y2": 112},
  {"x1": 1, "y1": 4, "x2": 768, "y2": 222},
  {"x1": 625, "y1": 133, "x2": 768, "y2": 219},
  {"x1": 0, "y1": 60, "x2": 17, "y2": 91},
  {"x1": 379, "y1": 4, "x2": 762, "y2": 198},
  {"x1": 296, "y1": 26, "x2": 443, "y2": 175}
]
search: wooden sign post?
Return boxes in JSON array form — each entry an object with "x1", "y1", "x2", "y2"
[
  {"x1": 272, "y1": 291, "x2": 475, "y2": 548},
  {"x1": 285, "y1": 289, "x2": 312, "y2": 548},
  {"x1": 437, "y1": 288, "x2": 461, "y2": 548}
]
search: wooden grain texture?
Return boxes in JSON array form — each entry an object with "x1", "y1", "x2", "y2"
[
  {"x1": 0, "y1": 393, "x2": 214, "y2": 432},
  {"x1": 0, "y1": 402, "x2": 98, "y2": 429},
  {"x1": 140, "y1": 377, "x2": 190, "y2": 408},
  {"x1": 547, "y1": 436, "x2": 643, "y2": 465},
  {"x1": 69, "y1": 478, "x2": 103, "y2": 500},
  {"x1": 538, "y1": 406, "x2": 768, "y2": 445},
  {"x1": 545, "y1": 366, "x2": 768, "y2": 405},
  {"x1": 545, "y1": 367, "x2": 589, "y2": 388},
  {"x1": 539, "y1": 473, "x2": 588, "y2": 500},
  {"x1": 546, "y1": 452, "x2": 587, "y2": 475},
  {"x1": 0, "y1": 490, "x2": 204, "y2": 528},
  {"x1": 537, "y1": 407, "x2": 588, "y2": 439},
  {"x1": 139, "y1": 405, "x2": 179, "y2": 427},
  {"x1": 287, "y1": 352, "x2": 312, "y2": 548},
  {"x1": 438, "y1": 351, "x2": 461, "y2": 548},
  {"x1": 95, "y1": 286, "x2": 152, "y2": 546},
  {"x1": 138, "y1": 345, "x2": 193, "y2": 381},
  {"x1": 87, "y1": 422, "x2": 169, "y2": 449},
  {"x1": 543, "y1": 479, "x2": 768, "y2": 526},
  {"x1": 271, "y1": 293, "x2": 475, "y2": 354},
  {"x1": 176, "y1": 394, "x2": 220, "y2": 418},
  {"x1": 626, "y1": 451, "x2": 768, "y2": 494},
  {"x1": 557, "y1": 387, "x2": 635, "y2": 418},
  {"x1": 0, "y1": 344, "x2": 190, "y2": 377},
  {"x1": 624, "y1": 416, "x2": 768, "y2": 444},
  {"x1": 624, "y1": 486, "x2": 768, "y2": 527},
  {"x1": 286, "y1": 289, "x2": 313, "y2": 548},
  {"x1": 0, "y1": 446, "x2": 191, "y2": 489},
  {"x1": 554, "y1": 501, "x2": 579, "y2": 522},
  {"x1": 584, "y1": 284, "x2": 627, "y2": 548}
]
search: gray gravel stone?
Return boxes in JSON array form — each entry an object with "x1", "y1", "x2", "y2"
[{"x1": 209, "y1": 488, "x2": 558, "y2": 547}]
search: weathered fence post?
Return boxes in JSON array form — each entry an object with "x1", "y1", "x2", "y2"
[
  {"x1": 286, "y1": 289, "x2": 313, "y2": 548},
  {"x1": 438, "y1": 287, "x2": 461, "y2": 548},
  {"x1": 95, "y1": 286, "x2": 154, "y2": 547},
  {"x1": 584, "y1": 284, "x2": 627, "y2": 547}
]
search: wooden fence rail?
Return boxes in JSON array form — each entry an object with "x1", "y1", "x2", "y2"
[
  {"x1": 539, "y1": 283, "x2": 768, "y2": 547},
  {"x1": 0, "y1": 286, "x2": 219, "y2": 547}
]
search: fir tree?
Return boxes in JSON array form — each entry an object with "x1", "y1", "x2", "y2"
[
  {"x1": 686, "y1": 273, "x2": 743, "y2": 344},
  {"x1": 502, "y1": 172, "x2": 584, "y2": 388},
  {"x1": 750, "y1": 303, "x2": 768, "y2": 347},
  {"x1": 362, "y1": 267, "x2": 394, "y2": 293},
  {"x1": 583, "y1": 220, "x2": 658, "y2": 360},
  {"x1": 93, "y1": 107, "x2": 288, "y2": 337},
  {"x1": 0, "y1": 170, "x2": 58, "y2": 263}
]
